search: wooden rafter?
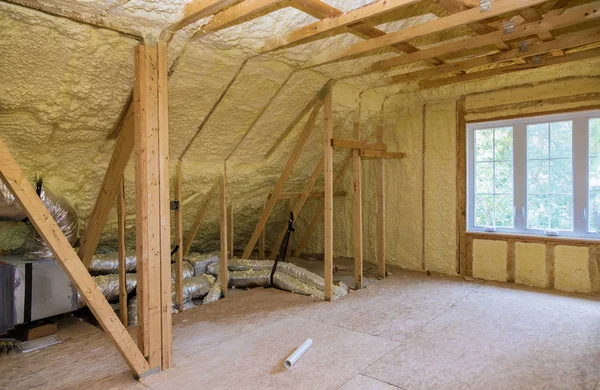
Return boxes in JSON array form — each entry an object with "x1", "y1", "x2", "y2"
[
  {"x1": 182, "y1": 178, "x2": 220, "y2": 256},
  {"x1": 323, "y1": 87, "x2": 334, "y2": 301},
  {"x1": 219, "y1": 162, "x2": 229, "y2": 297},
  {"x1": 0, "y1": 138, "x2": 149, "y2": 377},
  {"x1": 262, "y1": 0, "x2": 423, "y2": 53},
  {"x1": 163, "y1": 0, "x2": 239, "y2": 40},
  {"x1": 383, "y1": 26, "x2": 600, "y2": 86},
  {"x1": 304, "y1": 0, "x2": 550, "y2": 68},
  {"x1": 117, "y1": 177, "x2": 127, "y2": 326},
  {"x1": 368, "y1": 2, "x2": 600, "y2": 75},
  {"x1": 79, "y1": 103, "x2": 134, "y2": 268}
]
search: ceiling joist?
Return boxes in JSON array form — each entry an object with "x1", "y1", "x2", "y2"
[{"x1": 163, "y1": 0, "x2": 239, "y2": 39}]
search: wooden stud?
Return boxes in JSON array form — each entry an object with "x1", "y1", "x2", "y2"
[
  {"x1": 174, "y1": 160, "x2": 184, "y2": 311},
  {"x1": 262, "y1": 0, "x2": 422, "y2": 53},
  {"x1": 465, "y1": 235, "x2": 474, "y2": 277},
  {"x1": 78, "y1": 103, "x2": 135, "y2": 268},
  {"x1": 118, "y1": 177, "x2": 127, "y2": 327},
  {"x1": 323, "y1": 88, "x2": 334, "y2": 301},
  {"x1": 228, "y1": 204, "x2": 234, "y2": 257},
  {"x1": 268, "y1": 158, "x2": 325, "y2": 260},
  {"x1": 305, "y1": 0, "x2": 549, "y2": 67},
  {"x1": 369, "y1": 2, "x2": 600, "y2": 74},
  {"x1": 0, "y1": 138, "x2": 149, "y2": 377},
  {"x1": 507, "y1": 239, "x2": 516, "y2": 283},
  {"x1": 242, "y1": 94, "x2": 326, "y2": 259},
  {"x1": 183, "y1": 178, "x2": 220, "y2": 256},
  {"x1": 421, "y1": 104, "x2": 426, "y2": 270},
  {"x1": 220, "y1": 162, "x2": 229, "y2": 298},
  {"x1": 376, "y1": 116, "x2": 385, "y2": 279},
  {"x1": 546, "y1": 243, "x2": 556, "y2": 289},
  {"x1": 331, "y1": 138, "x2": 387, "y2": 151},
  {"x1": 259, "y1": 206, "x2": 266, "y2": 259},
  {"x1": 456, "y1": 98, "x2": 467, "y2": 275},
  {"x1": 353, "y1": 106, "x2": 363, "y2": 289}
]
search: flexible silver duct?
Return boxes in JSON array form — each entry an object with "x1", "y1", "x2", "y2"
[
  {"x1": 0, "y1": 180, "x2": 79, "y2": 259},
  {"x1": 88, "y1": 252, "x2": 137, "y2": 274},
  {"x1": 171, "y1": 261, "x2": 194, "y2": 282},
  {"x1": 185, "y1": 251, "x2": 220, "y2": 275},
  {"x1": 203, "y1": 277, "x2": 222, "y2": 304},
  {"x1": 77, "y1": 273, "x2": 137, "y2": 308}
]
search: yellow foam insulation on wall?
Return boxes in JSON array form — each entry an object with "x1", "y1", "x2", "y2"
[
  {"x1": 515, "y1": 243, "x2": 547, "y2": 288},
  {"x1": 424, "y1": 100, "x2": 457, "y2": 274},
  {"x1": 554, "y1": 245, "x2": 591, "y2": 293},
  {"x1": 472, "y1": 239, "x2": 507, "y2": 282}
]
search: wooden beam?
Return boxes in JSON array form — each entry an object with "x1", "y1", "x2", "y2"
[
  {"x1": 361, "y1": 150, "x2": 407, "y2": 159},
  {"x1": 323, "y1": 88, "x2": 334, "y2": 301},
  {"x1": 369, "y1": 2, "x2": 600, "y2": 74},
  {"x1": 258, "y1": 206, "x2": 266, "y2": 259},
  {"x1": 174, "y1": 160, "x2": 184, "y2": 311},
  {"x1": 182, "y1": 178, "x2": 219, "y2": 257},
  {"x1": 269, "y1": 157, "x2": 324, "y2": 260},
  {"x1": 164, "y1": 0, "x2": 238, "y2": 39},
  {"x1": 118, "y1": 177, "x2": 127, "y2": 327},
  {"x1": 419, "y1": 47, "x2": 600, "y2": 89},
  {"x1": 262, "y1": 0, "x2": 422, "y2": 53},
  {"x1": 305, "y1": 0, "x2": 551, "y2": 68},
  {"x1": 242, "y1": 95, "x2": 325, "y2": 259},
  {"x1": 331, "y1": 138, "x2": 387, "y2": 151},
  {"x1": 191, "y1": 0, "x2": 287, "y2": 39},
  {"x1": 220, "y1": 162, "x2": 228, "y2": 298},
  {"x1": 133, "y1": 41, "x2": 163, "y2": 370},
  {"x1": 291, "y1": 0, "x2": 443, "y2": 65},
  {"x1": 386, "y1": 26, "x2": 600, "y2": 86},
  {"x1": 273, "y1": 190, "x2": 347, "y2": 200},
  {"x1": 376, "y1": 118, "x2": 385, "y2": 279},
  {"x1": 293, "y1": 152, "x2": 354, "y2": 257},
  {"x1": 228, "y1": 204, "x2": 234, "y2": 256},
  {"x1": 456, "y1": 98, "x2": 467, "y2": 275},
  {"x1": 352, "y1": 106, "x2": 363, "y2": 289},
  {"x1": 78, "y1": 103, "x2": 134, "y2": 268},
  {"x1": 0, "y1": 138, "x2": 149, "y2": 377},
  {"x1": 2, "y1": 0, "x2": 143, "y2": 39}
]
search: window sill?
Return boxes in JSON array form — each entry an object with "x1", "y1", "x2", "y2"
[{"x1": 466, "y1": 231, "x2": 600, "y2": 246}]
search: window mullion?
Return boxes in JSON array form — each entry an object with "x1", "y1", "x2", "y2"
[
  {"x1": 514, "y1": 123, "x2": 526, "y2": 230},
  {"x1": 573, "y1": 116, "x2": 588, "y2": 234}
]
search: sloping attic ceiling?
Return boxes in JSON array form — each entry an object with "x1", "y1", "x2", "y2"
[{"x1": 1, "y1": 0, "x2": 599, "y2": 254}]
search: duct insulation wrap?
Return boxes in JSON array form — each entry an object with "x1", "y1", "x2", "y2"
[
  {"x1": 203, "y1": 277, "x2": 222, "y2": 304},
  {"x1": 0, "y1": 180, "x2": 79, "y2": 259},
  {"x1": 173, "y1": 274, "x2": 215, "y2": 303},
  {"x1": 77, "y1": 273, "x2": 137, "y2": 308},
  {"x1": 88, "y1": 252, "x2": 137, "y2": 274},
  {"x1": 185, "y1": 251, "x2": 220, "y2": 275}
]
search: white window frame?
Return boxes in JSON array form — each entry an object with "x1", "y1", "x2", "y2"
[{"x1": 467, "y1": 109, "x2": 600, "y2": 239}]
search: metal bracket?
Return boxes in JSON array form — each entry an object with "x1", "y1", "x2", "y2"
[
  {"x1": 480, "y1": 0, "x2": 492, "y2": 12},
  {"x1": 170, "y1": 200, "x2": 180, "y2": 211},
  {"x1": 519, "y1": 41, "x2": 529, "y2": 53},
  {"x1": 533, "y1": 55, "x2": 542, "y2": 65},
  {"x1": 503, "y1": 20, "x2": 515, "y2": 34}
]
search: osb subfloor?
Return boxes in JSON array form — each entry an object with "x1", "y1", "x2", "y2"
[{"x1": 2, "y1": 266, "x2": 600, "y2": 390}]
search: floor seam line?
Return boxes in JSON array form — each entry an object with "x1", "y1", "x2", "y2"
[{"x1": 361, "y1": 372, "x2": 407, "y2": 389}]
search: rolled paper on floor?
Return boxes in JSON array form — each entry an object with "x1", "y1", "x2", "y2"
[{"x1": 284, "y1": 338, "x2": 313, "y2": 369}]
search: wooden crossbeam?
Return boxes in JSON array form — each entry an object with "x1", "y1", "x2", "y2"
[
  {"x1": 262, "y1": 0, "x2": 423, "y2": 52},
  {"x1": 419, "y1": 47, "x2": 600, "y2": 89},
  {"x1": 78, "y1": 103, "x2": 134, "y2": 268},
  {"x1": 291, "y1": 0, "x2": 443, "y2": 66},
  {"x1": 323, "y1": 88, "x2": 334, "y2": 301},
  {"x1": 375, "y1": 120, "x2": 385, "y2": 279},
  {"x1": 164, "y1": 0, "x2": 238, "y2": 39},
  {"x1": 242, "y1": 96, "x2": 324, "y2": 259},
  {"x1": 219, "y1": 162, "x2": 229, "y2": 297},
  {"x1": 268, "y1": 157, "x2": 324, "y2": 260},
  {"x1": 182, "y1": 178, "x2": 219, "y2": 257},
  {"x1": 361, "y1": 150, "x2": 407, "y2": 159},
  {"x1": 174, "y1": 161, "x2": 184, "y2": 311},
  {"x1": 117, "y1": 177, "x2": 127, "y2": 327},
  {"x1": 0, "y1": 139, "x2": 149, "y2": 377},
  {"x1": 352, "y1": 106, "x2": 363, "y2": 289},
  {"x1": 304, "y1": 0, "x2": 550, "y2": 68},
  {"x1": 228, "y1": 204, "x2": 234, "y2": 256},
  {"x1": 368, "y1": 2, "x2": 600, "y2": 75},
  {"x1": 272, "y1": 190, "x2": 347, "y2": 200},
  {"x1": 384, "y1": 26, "x2": 600, "y2": 86},
  {"x1": 331, "y1": 138, "x2": 387, "y2": 151}
]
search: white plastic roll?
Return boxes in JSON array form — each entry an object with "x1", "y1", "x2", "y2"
[{"x1": 284, "y1": 338, "x2": 313, "y2": 369}]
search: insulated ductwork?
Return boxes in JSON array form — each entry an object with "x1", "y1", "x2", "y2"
[
  {"x1": 77, "y1": 273, "x2": 137, "y2": 308},
  {"x1": 0, "y1": 180, "x2": 79, "y2": 259}
]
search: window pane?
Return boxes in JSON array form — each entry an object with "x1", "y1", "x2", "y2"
[
  {"x1": 527, "y1": 159, "x2": 548, "y2": 194},
  {"x1": 475, "y1": 195, "x2": 493, "y2": 226},
  {"x1": 550, "y1": 121, "x2": 572, "y2": 158},
  {"x1": 550, "y1": 158, "x2": 572, "y2": 194},
  {"x1": 590, "y1": 119, "x2": 599, "y2": 156},
  {"x1": 549, "y1": 194, "x2": 572, "y2": 230},
  {"x1": 495, "y1": 127, "x2": 513, "y2": 160},
  {"x1": 495, "y1": 195, "x2": 514, "y2": 228},
  {"x1": 475, "y1": 129, "x2": 493, "y2": 161},
  {"x1": 528, "y1": 195, "x2": 549, "y2": 229},
  {"x1": 590, "y1": 192, "x2": 600, "y2": 233},
  {"x1": 527, "y1": 123, "x2": 549, "y2": 159},
  {"x1": 495, "y1": 162, "x2": 513, "y2": 194},
  {"x1": 476, "y1": 162, "x2": 493, "y2": 193}
]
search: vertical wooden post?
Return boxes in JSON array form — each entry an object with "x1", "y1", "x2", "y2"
[
  {"x1": 456, "y1": 98, "x2": 467, "y2": 275},
  {"x1": 323, "y1": 88, "x2": 334, "y2": 301},
  {"x1": 353, "y1": 105, "x2": 363, "y2": 289},
  {"x1": 220, "y1": 161, "x2": 229, "y2": 298},
  {"x1": 258, "y1": 206, "x2": 265, "y2": 259},
  {"x1": 376, "y1": 113, "x2": 386, "y2": 279},
  {"x1": 228, "y1": 204, "x2": 234, "y2": 257},
  {"x1": 174, "y1": 160, "x2": 184, "y2": 311},
  {"x1": 118, "y1": 177, "x2": 128, "y2": 327}
]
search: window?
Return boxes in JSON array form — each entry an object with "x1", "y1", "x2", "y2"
[{"x1": 468, "y1": 110, "x2": 600, "y2": 238}]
